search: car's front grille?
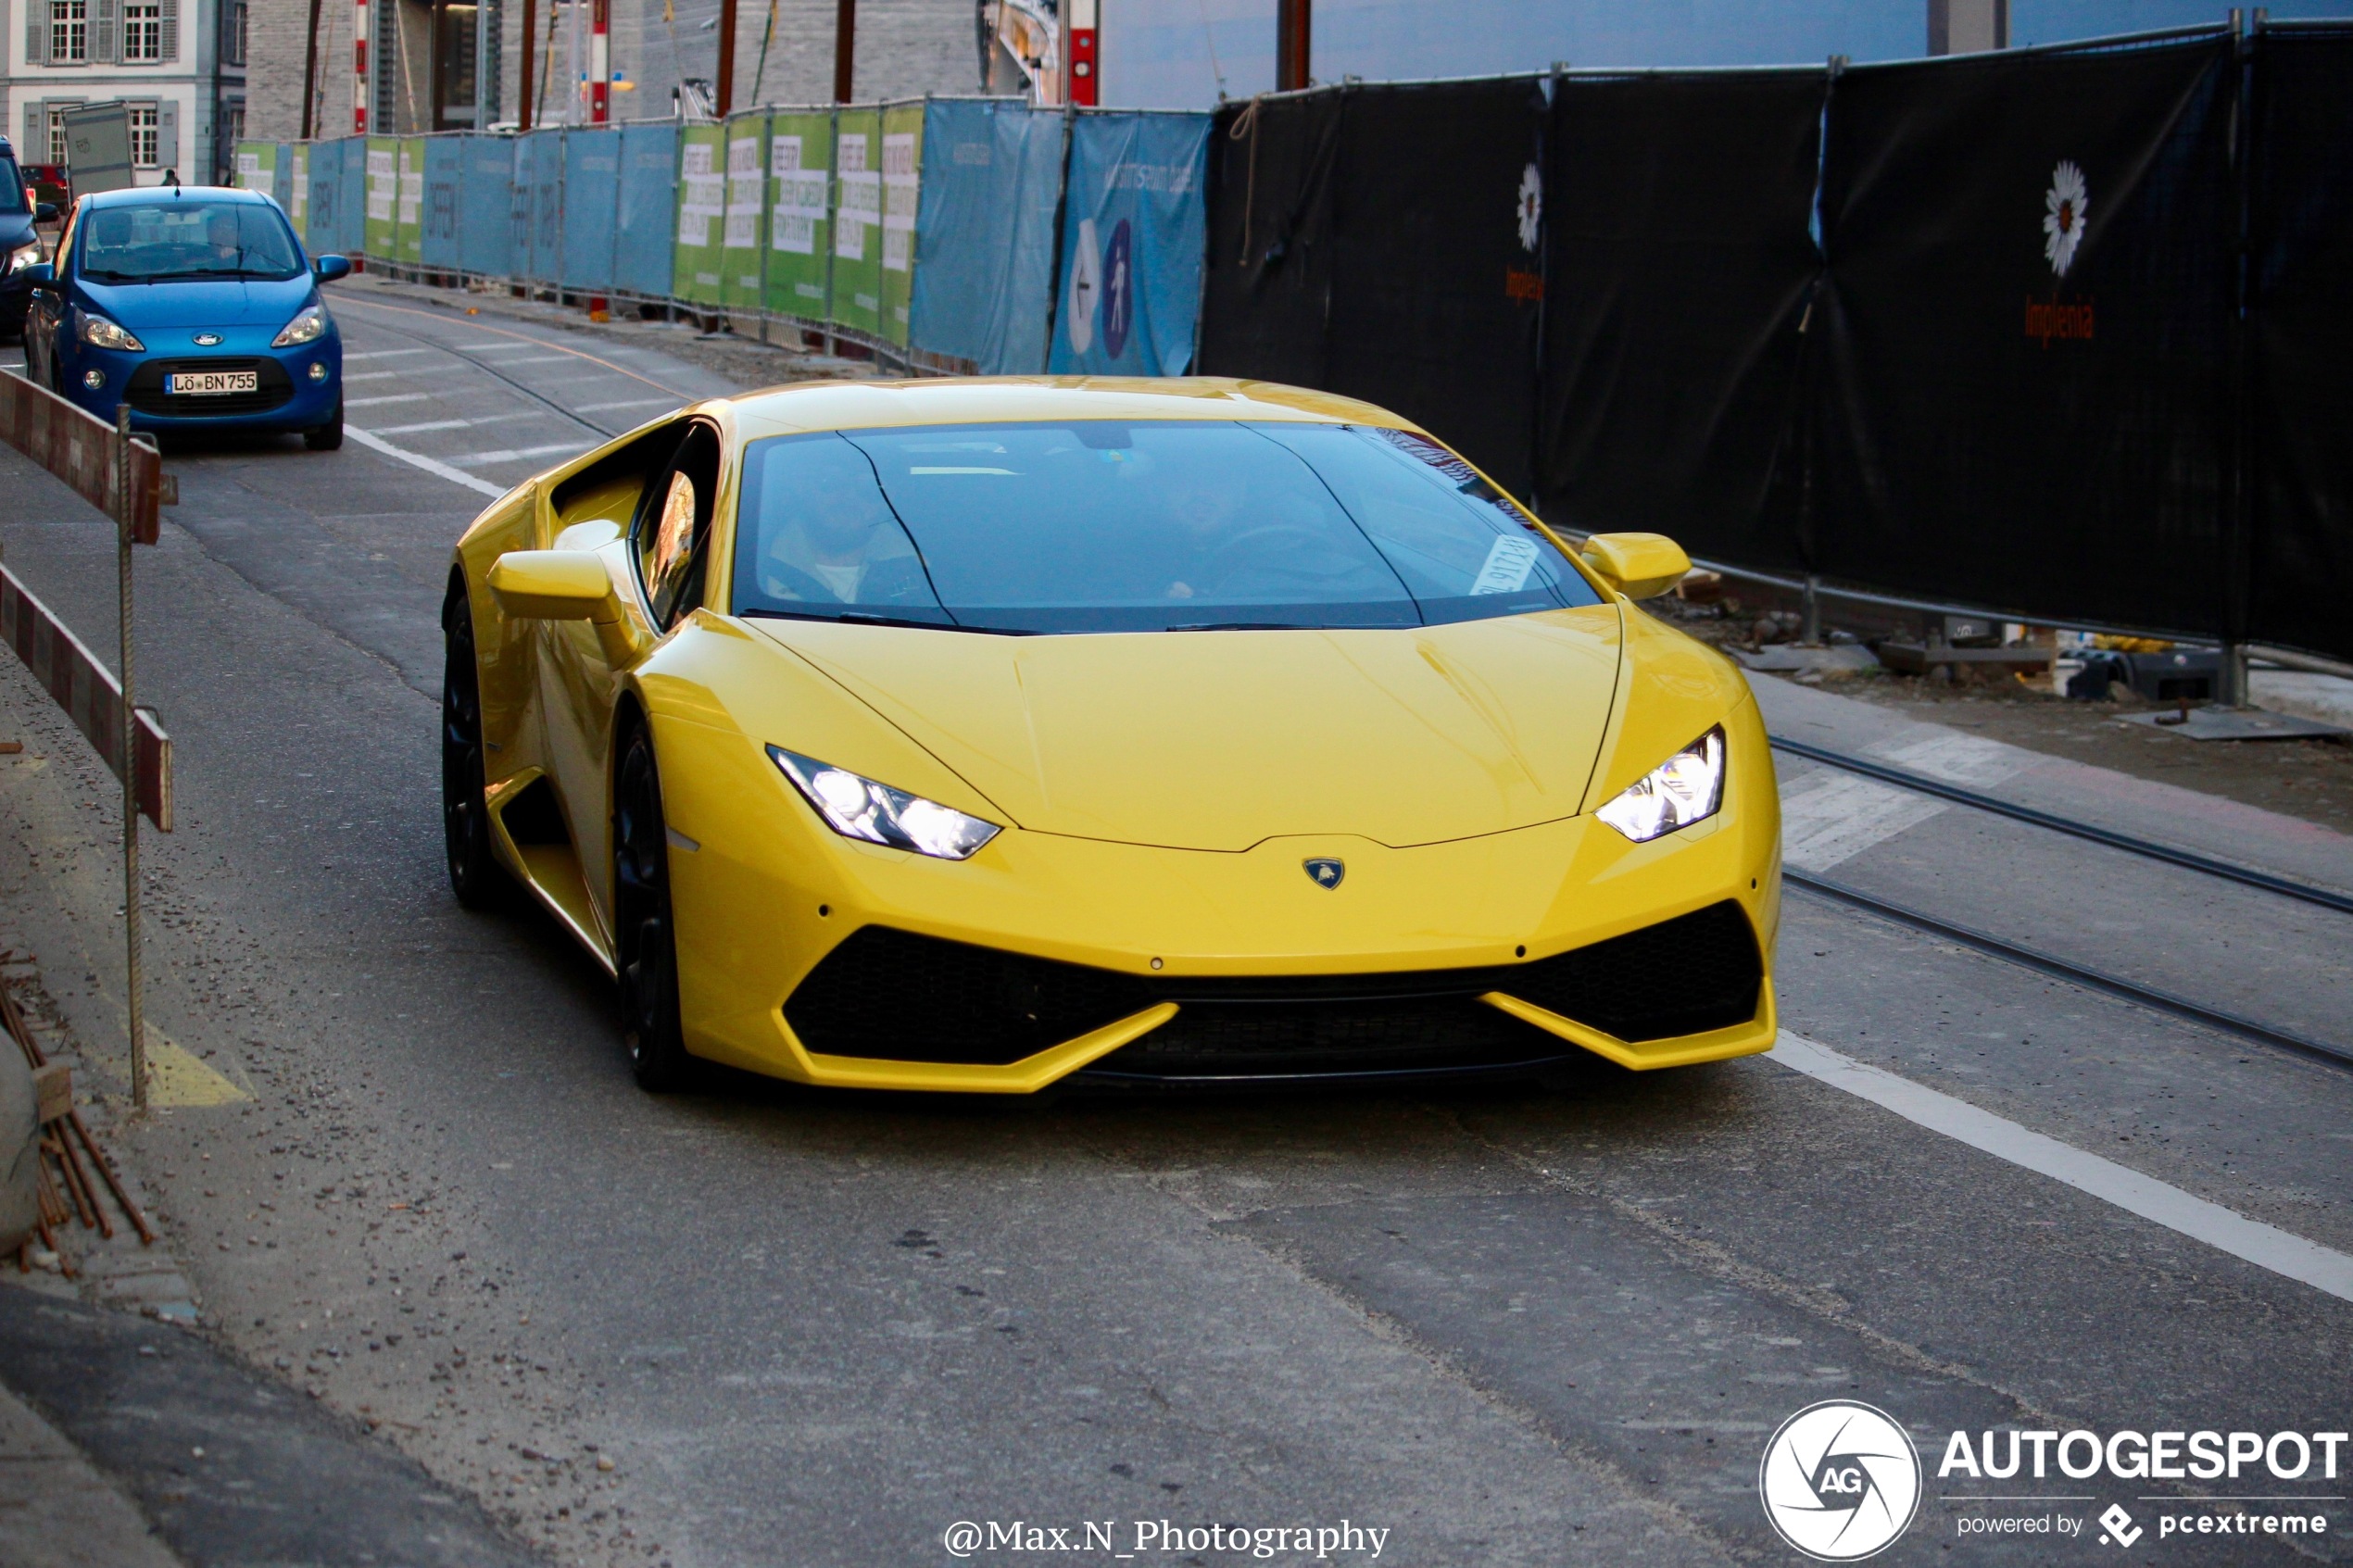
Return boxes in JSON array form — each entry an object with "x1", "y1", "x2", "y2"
[
  {"x1": 781, "y1": 900, "x2": 1764, "y2": 1071},
  {"x1": 124, "y1": 356, "x2": 296, "y2": 416}
]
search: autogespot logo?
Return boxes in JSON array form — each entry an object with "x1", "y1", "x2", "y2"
[{"x1": 1760, "y1": 1400, "x2": 1924, "y2": 1561}]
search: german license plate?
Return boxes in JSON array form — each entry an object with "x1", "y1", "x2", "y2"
[{"x1": 168, "y1": 370, "x2": 258, "y2": 395}]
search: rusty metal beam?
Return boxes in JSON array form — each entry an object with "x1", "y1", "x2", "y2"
[{"x1": 0, "y1": 562, "x2": 172, "y2": 832}]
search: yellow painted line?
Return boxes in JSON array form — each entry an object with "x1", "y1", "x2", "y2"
[{"x1": 146, "y1": 1029, "x2": 250, "y2": 1107}]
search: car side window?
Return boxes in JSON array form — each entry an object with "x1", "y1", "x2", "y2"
[{"x1": 634, "y1": 422, "x2": 723, "y2": 632}]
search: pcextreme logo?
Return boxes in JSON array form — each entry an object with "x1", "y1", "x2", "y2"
[{"x1": 1759, "y1": 1400, "x2": 1924, "y2": 1561}]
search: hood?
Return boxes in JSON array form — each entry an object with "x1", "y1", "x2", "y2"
[
  {"x1": 754, "y1": 608, "x2": 1624, "y2": 852},
  {"x1": 80, "y1": 272, "x2": 315, "y2": 330}
]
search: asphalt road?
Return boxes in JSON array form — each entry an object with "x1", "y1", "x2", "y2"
[{"x1": 2, "y1": 287, "x2": 2350, "y2": 1568}]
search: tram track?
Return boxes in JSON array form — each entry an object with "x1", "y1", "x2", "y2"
[{"x1": 1771, "y1": 734, "x2": 2353, "y2": 1073}]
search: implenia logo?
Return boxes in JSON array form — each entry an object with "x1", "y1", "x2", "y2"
[
  {"x1": 2098, "y1": 1503, "x2": 2144, "y2": 1548},
  {"x1": 1759, "y1": 1400, "x2": 1923, "y2": 1561}
]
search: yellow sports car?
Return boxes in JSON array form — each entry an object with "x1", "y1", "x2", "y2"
[{"x1": 442, "y1": 378, "x2": 1780, "y2": 1093}]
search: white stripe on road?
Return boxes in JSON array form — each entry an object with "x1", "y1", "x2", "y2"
[
  {"x1": 1771, "y1": 1031, "x2": 2353, "y2": 1304},
  {"x1": 346, "y1": 393, "x2": 434, "y2": 408},
  {"x1": 343, "y1": 348, "x2": 432, "y2": 360},
  {"x1": 369, "y1": 410, "x2": 548, "y2": 435},
  {"x1": 450, "y1": 441, "x2": 592, "y2": 468},
  {"x1": 573, "y1": 396, "x2": 681, "y2": 413},
  {"x1": 475, "y1": 354, "x2": 575, "y2": 367},
  {"x1": 1778, "y1": 772, "x2": 1946, "y2": 872},
  {"x1": 345, "y1": 425, "x2": 507, "y2": 497},
  {"x1": 458, "y1": 341, "x2": 547, "y2": 352},
  {"x1": 343, "y1": 370, "x2": 406, "y2": 382}
]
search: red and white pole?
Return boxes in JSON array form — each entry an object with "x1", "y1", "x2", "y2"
[
  {"x1": 589, "y1": 0, "x2": 610, "y2": 122},
  {"x1": 1066, "y1": 0, "x2": 1098, "y2": 106},
  {"x1": 353, "y1": 0, "x2": 370, "y2": 132}
]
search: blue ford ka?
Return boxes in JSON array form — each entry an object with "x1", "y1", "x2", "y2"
[{"x1": 23, "y1": 185, "x2": 352, "y2": 449}]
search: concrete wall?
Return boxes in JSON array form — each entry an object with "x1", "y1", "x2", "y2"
[{"x1": 640, "y1": 0, "x2": 977, "y2": 114}]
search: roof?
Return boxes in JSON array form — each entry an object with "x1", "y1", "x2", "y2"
[
  {"x1": 77, "y1": 184, "x2": 274, "y2": 207},
  {"x1": 724, "y1": 376, "x2": 1416, "y2": 439}
]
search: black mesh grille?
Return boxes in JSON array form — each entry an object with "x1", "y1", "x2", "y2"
[
  {"x1": 782, "y1": 901, "x2": 1761, "y2": 1070},
  {"x1": 124, "y1": 357, "x2": 296, "y2": 416},
  {"x1": 1082, "y1": 997, "x2": 1565, "y2": 1080},
  {"x1": 785, "y1": 926, "x2": 1153, "y2": 1066},
  {"x1": 1495, "y1": 901, "x2": 1762, "y2": 1042}
]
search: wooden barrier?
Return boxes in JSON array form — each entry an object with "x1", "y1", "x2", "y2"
[{"x1": 0, "y1": 562, "x2": 171, "y2": 831}]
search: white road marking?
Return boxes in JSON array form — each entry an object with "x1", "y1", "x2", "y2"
[
  {"x1": 345, "y1": 425, "x2": 507, "y2": 497},
  {"x1": 572, "y1": 396, "x2": 680, "y2": 413},
  {"x1": 345, "y1": 392, "x2": 433, "y2": 408},
  {"x1": 450, "y1": 441, "x2": 592, "y2": 468},
  {"x1": 342, "y1": 348, "x2": 431, "y2": 360},
  {"x1": 474, "y1": 354, "x2": 575, "y2": 367},
  {"x1": 1778, "y1": 771, "x2": 1945, "y2": 871},
  {"x1": 459, "y1": 341, "x2": 548, "y2": 353},
  {"x1": 1771, "y1": 1031, "x2": 2353, "y2": 1305},
  {"x1": 343, "y1": 370, "x2": 405, "y2": 382},
  {"x1": 1867, "y1": 732, "x2": 2025, "y2": 786},
  {"x1": 369, "y1": 410, "x2": 548, "y2": 435}
]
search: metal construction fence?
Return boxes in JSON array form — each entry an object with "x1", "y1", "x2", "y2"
[
  {"x1": 223, "y1": 21, "x2": 2353, "y2": 664},
  {"x1": 238, "y1": 100, "x2": 1212, "y2": 377}
]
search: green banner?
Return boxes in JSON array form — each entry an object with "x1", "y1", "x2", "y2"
[
  {"x1": 829, "y1": 107, "x2": 884, "y2": 336},
  {"x1": 233, "y1": 140, "x2": 277, "y2": 201},
  {"x1": 396, "y1": 136, "x2": 425, "y2": 266},
  {"x1": 722, "y1": 112, "x2": 768, "y2": 315},
  {"x1": 762, "y1": 110, "x2": 834, "y2": 322},
  {"x1": 364, "y1": 136, "x2": 398, "y2": 260},
  {"x1": 673, "y1": 122, "x2": 727, "y2": 307},
  {"x1": 879, "y1": 103, "x2": 923, "y2": 347}
]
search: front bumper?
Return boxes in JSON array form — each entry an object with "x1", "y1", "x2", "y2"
[
  {"x1": 57, "y1": 336, "x2": 340, "y2": 433},
  {"x1": 650, "y1": 696, "x2": 1783, "y2": 1094}
]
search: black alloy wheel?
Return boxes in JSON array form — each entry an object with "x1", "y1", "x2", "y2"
[
  {"x1": 614, "y1": 725, "x2": 692, "y2": 1091},
  {"x1": 441, "y1": 576, "x2": 507, "y2": 909}
]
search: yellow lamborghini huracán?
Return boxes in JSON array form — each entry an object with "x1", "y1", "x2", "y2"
[{"x1": 442, "y1": 378, "x2": 1780, "y2": 1093}]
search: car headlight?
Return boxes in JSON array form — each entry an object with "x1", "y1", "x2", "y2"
[
  {"x1": 1595, "y1": 727, "x2": 1727, "y2": 843},
  {"x1": 79, "y1": 313, "x2": 144, "y2": 351},
  {"x1": 768, "y1": 746, "x2": 1002, "y2": 860},
  {"x1": 272, "y1": 304, "x2": 328, "y2": 347},
  {"x1": 6, "y1": 241, "x2": 41, "y2": 275}
]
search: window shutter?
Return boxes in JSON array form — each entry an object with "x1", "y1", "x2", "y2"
[
  {"x1": 94, "y1": 0, "x2": 119, "y2": 63},
  {"x1": 24, "y1": 105, "x2": 44, "y2": 153},
  {"x1": 157, "y1": 99, "x2": 178, "y2": 173},
  {"x1": 157, "y1": 0, "x2": 176, "y2": 60},
  {"x1": 29, "y1": 1, "x2": 50, "y2": 65}
]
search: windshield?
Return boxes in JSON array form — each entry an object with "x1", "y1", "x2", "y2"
[
  {"x1": 78, "y1": 198, "x2": 304, "y2": 282},
  {"x1": 732, "y1": 420, "x2": 1602, "y2": 634},
  {"x1": 0, "y1": 157, "x2": 25, "y2": 215}
]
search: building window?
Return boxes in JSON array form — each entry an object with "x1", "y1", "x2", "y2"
[
  {"x1": 225, "y1": 0, "x2": 246, "y2": 65},
  {"x1": 130, "y1": 104, "x2": 158, "y2": 166},
  {"x1": 51, "y1": 0, "x2": 89, "y2": 62},
  {"x1": 124, "y1": 0, "x2": 162, "y2": 60},
  {"x1": 48, "y1": 107, "x2": 74, "y2": 163}
]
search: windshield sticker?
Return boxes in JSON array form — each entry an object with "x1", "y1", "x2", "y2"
[{"x1": 1469, "y1": 535, "x2": 1541, "y2": 596}]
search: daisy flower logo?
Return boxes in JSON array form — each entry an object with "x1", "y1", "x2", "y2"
[
  {"x1": 1516, "y1": 162, "x2": 1542, "y2": 253},
  {"x1": 2043, "y1": 159, "x2": 2088, "y2": 277}
]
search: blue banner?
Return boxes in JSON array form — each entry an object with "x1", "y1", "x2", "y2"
[
  {"x1": 459, "y1": 134, "x2": 512, "y2": 277},
  {"x1": 909, "y1": 100, "x2": 1064, "y2": 373},
  {"x1": 510, "y1": 136, "x2": 535, "y2": 282},
  {"x1": 306, "y1": 140, "x2": 348, "y2": 257},
  {"x1": 562, "y1": 127, "x2": 622, "y2": 292},
  {"x1": 421, "y1": 135, "x2": 463, "y2": 270},
  {"x1": 340, "y1": 136, "x2": 368, "y2": 261},
  {"x1": 616, "y1": 122, "x2": 678, "y2": 299},
  {"x1": 1048, "y1": 112, "x2": 1211, "y2": 376},
  {"x1": 532, "y1": 132, "x2": 565, "y2": 284}
]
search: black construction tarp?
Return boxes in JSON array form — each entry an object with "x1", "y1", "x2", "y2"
[
  {"x1": 2248, "y1": 27, "x2": 2353, "y2": 662},
  {"x1": 1200, "y1": 90, "x2": 1343, "y2": 395},
  {"x1": 1201, "y1": 80, "x2": 1546, "y2": 498},
  {"x1": 1535, "y1": 69, "x2": 1827, "y2": 568},
  {"x1": 1813, "y1": 35, "x2": 2237, "y2": 635}
]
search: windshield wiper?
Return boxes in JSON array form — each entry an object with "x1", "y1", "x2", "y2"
[
  {"x1": 739, "y1": 608, "x2": 1033, "y2": 636},
  {"x1": 1164, "y1": 621, "x2": 1327, "y2": 632}
]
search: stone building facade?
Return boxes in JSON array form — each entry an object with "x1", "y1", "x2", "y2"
[{"x1": 4, "y1": 0, "x2": 245, "y2": 182}]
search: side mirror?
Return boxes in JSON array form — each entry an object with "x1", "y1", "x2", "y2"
[
  {"x1": 34, "y1": 202, "x2": 58, "y2": 223},
  {"x1": 313, "y1": 254, "x2": 352, "y2": 283},
  {"x1": 21, "y1": 262, "x2": 54, "y2": 286},
  {"x1": 1580, "y1": 532, "x2": 1692, "y2": 600},
  {"x1": 486, "y1": 550, "x2": 638, "y2": 664}
]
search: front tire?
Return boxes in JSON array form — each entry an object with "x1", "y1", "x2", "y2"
[
  {"x1": 441, "y1": 576, "x2": 508, "y2": 909},
  {"x1": 614, "y1": 726, "x2": 692, "y2": 1092},
  {"x1": 304, "y1": 397, "x2": 344, "y2": 451}
]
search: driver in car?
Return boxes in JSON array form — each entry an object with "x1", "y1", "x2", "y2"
[{"x1": 756, "y1": 445, "x2": 930, "y2": 606}]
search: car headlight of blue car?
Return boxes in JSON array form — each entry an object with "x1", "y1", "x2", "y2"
[
  {"x1": 6, "y1": 240, "x2": 41, "y2": 276},
  {"x1": 272, "y1": 304, "x2": 329, "y2": 348}
]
